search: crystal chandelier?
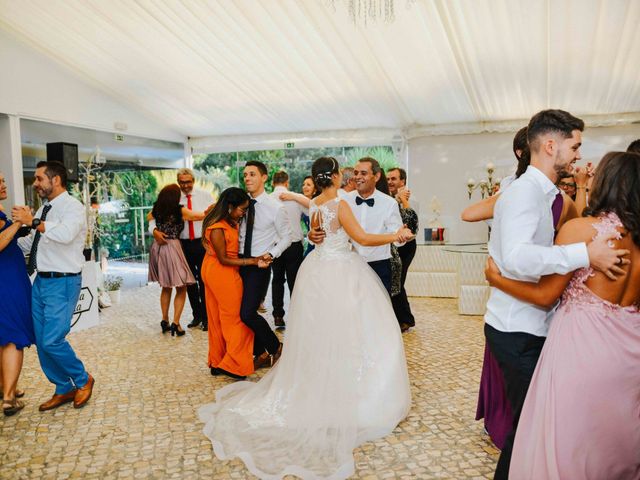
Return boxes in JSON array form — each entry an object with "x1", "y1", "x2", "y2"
[{"x1": 328, "y1": 0, "x2": 416, "y2": 26}]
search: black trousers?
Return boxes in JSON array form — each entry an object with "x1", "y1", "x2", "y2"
[
  {"x1": 180, "y1": 238, "x2": 207, "y2": 324},
  {"x1": 240, "y1": 264, "x2": 280, "y2": 356},
  {"x1": 368, "y1": 259, "x2": 392, "y2": 295},
  {"x1": 271, "y1": 241, "x2": 304, "y2": 318},
  {"x1": 484, "y1": 323, "x2": 546, "y2": 480},
  {"x1": 391, "y1": 240, "x2": 416, "y2": 326}
]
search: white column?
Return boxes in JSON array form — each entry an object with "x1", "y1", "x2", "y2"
[
  {"x1": 0, "y1": 114, "x2": 24, "y2": 210},
  {"x1": 184, "y1": 139, "x2": 193, "y2": 168}
]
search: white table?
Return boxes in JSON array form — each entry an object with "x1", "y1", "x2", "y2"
[{"x1": 443, "y1": 245, "x2": 489, "y2": 315}]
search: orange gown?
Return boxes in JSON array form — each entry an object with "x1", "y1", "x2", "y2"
[{"x1": 202, "y1": 220, "x2": 254, "y2": 376}]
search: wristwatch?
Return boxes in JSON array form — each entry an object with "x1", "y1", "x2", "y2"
[{"x1": 31, "y1": 218, "x2": 42, "y2": 229}]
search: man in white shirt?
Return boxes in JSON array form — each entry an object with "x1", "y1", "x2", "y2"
[
  {"x1": 344, "y1": 157, "x2": 404, "y2": 294},
  {"x1": 485, "y1": 110, "x2": 629, "y2": 479},
  {"x1": 151, "y1": 168, "x2": 213, "y2": 331},
  {"x1": 13, "y1": 161, "x2": 94, "y2": 412},
  {"x1": 239, "y1": 161, "x2": 292, "y2": 368},
  {"x1": 338, "y1": 167, "x2": 356, "y2": 199},
  {"x1": 269, "y1": 171, "x2": 304, "y2": 328}
]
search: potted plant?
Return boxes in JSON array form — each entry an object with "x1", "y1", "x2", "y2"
[{"x1": 104, "y1": 275, "x2": 124, "y2": 305}]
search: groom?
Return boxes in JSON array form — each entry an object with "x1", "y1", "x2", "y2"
[{"x1": 485, "y1": 109, "x2": 629, "y2": 479}]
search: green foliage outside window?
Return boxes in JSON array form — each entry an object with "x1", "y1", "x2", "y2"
[{"x1": 193, "y1": 146, "x2": 397, "y2": 194}]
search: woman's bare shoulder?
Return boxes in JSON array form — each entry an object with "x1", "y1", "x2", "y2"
[{"x1": 557, "y1": 216, "x2": 627, "y2": 245}]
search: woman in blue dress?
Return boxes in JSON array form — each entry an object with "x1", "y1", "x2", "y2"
[{"x1": 0, "y1": 172, "x2": 35, "y2": 416}]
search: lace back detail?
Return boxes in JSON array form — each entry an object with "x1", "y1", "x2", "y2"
[
  {"x1": 309, "y1": 198, "x2": 351, "y2": 258},
  {"x1": 561, "y1": 212, "x2": 637, "y2": 312}
]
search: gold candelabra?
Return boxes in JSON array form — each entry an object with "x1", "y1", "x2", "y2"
[{"x1": 467, "y1": 163, "x2": 501, "y2": 199}]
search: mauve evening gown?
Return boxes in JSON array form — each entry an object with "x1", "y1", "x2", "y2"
[{"x1": 510, "y1": 212, "x2": 640, "y2": 479}]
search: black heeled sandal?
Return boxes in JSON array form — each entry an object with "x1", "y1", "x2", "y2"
[
  {"x1": 3, "y1": 398, "x2": 25, "y2": 416},
  {"x1": 160, "y1": 320, "x2": 171, "y2": 334},
  {"x1": 216, "y1": 367, "x2": 246, "y2": 380},
  {"x1": 170, "y1": 323, "x2": 185, "y2": 337}
]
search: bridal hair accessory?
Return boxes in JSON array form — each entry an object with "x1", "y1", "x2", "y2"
[
  {"x1": 314, "y1": 157, "x2": 338, "y2": 183},
  {"x1": 315, "y1": 172, "x2": 333, "y2": 182}
]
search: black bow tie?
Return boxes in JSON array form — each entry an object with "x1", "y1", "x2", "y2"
[{"x1": 355, "y1": 196, "x2": 375, "y2": 207}]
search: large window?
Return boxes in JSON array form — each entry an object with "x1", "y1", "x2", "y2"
[{"x1": 193, "y1": 145, "x2": 397, "y2": 194}]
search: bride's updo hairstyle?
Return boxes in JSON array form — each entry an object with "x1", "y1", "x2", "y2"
[
  {"x1": 311, "y1": 157, "x2": 340, "y2": 191},
  {"x1": 584, "y1": 151, "x2": 640, "y2": 246}
]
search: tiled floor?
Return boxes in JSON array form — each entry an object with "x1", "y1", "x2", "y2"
[{"x1": 0, "y1": 285, "x2": 499, "y2": 479}]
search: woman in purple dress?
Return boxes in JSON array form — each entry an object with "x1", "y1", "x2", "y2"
[{"x1": 486, "y1": 151, "x2": 640, "y2": 479}]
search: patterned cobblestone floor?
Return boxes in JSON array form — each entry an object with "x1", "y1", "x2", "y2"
[{"x1": 0, "y1": 285, "x2": 498, "y2": 479}]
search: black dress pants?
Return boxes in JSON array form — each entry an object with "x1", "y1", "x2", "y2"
[
  {"x1": 484, "y1": 323, "x2": 546, "y2": 480},
  {"x1": 271, "y1": 241, "x2": 304, "y2": 318},
  {"x1": 391, "y1": 240, "x2": 416, "y2": 326},
  {"x1": 240, "y1": 264, "x2": 280, "y2": 356},
  {"x1": 367, "y1": 258, "x2": 392, "y2": 295},
  {"x1": 180, "y1": 238, "x2": 207, "y2": 324}
]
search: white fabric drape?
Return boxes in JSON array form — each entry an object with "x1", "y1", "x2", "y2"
[{"x1": 1, "y1": 0, "x2": 638, "y2": 143}]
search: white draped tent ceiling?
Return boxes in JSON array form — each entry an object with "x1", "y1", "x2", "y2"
[{"x1": 1, "y1": 0, "x2": 640, "y2": 152}]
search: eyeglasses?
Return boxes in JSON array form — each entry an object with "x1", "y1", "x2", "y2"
[
  {"x1": 558, "y1": 182, "x2": 576, "y2": 188},
  {"x1": 178, "y1": 180, "x2": 194, "y2": 186}
]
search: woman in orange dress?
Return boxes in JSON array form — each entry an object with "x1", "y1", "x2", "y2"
[{"x1": 201, "y1": 187, "x2": 269, "y2": 380}]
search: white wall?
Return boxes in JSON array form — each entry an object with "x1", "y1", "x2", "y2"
[
  {"x1": 0, "y1": 28, "x2": 184, "y2": 143},
  {"x1": 0, "y1": 114, "x2": 24, "y2": 211},
  {"x1": 409, "y1": 123, "x2": 640, "y2": 244}
]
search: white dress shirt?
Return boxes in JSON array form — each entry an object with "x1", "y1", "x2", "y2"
[
  {"x1": 485, "y1": 166, "x2": 589, "y2": 337},
  {"x1": 148, "y1": 188, "x2": 213, "y2": 239},
  {"x1": 239, "y1": 191, "x2": 292, "y2": 258},
  {"x1": 18, "y1": 191, "x2": 87, "y2": 273},
  {"x1": 344, "y1": 189, "x2": 403, "y2": 262},
  {"x1": 270, "y1": 186, "x2": 304, "y2": 243},
  {"x1": 178, "y1": 188, "x2": 213, "y2": 240}
]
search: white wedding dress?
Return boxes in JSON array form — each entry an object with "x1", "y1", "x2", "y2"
[{"x1": 199, "y1": 197, "x2": 411, "y2": 479}]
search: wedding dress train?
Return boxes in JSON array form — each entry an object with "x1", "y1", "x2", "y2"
[{"x1": 199, "y1": 197, "x2": 411, "y2": 479}]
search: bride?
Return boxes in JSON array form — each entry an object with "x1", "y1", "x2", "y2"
[{"x1": 199, "y1": 157, "x2": 414, "y2": 480}]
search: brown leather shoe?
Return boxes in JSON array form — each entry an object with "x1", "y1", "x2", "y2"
[
  {"x1": 39, "y1": 390, "x2": 76, "y2": 411},
  {"x1": 273, "y1": 316, "x2": 285, "y2": 328},
  {"x1": 253, "y1": 352, "x2": 271, "y2": 370},
  {"x1": 73, "y1": 374, "x2": 95, "y2": 409}
]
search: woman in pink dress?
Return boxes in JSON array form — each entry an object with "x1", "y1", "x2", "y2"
[{"x1": 485, "y1": 151, "x2": 640, "y2": 479}]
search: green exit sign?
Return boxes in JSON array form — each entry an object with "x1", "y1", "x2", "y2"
[
  {"x1": 285, "y1": 142, "x2": 295, "y2": 149},
  {"x1": 114, "y1": 134, "x2": 125, "y2": 142}
]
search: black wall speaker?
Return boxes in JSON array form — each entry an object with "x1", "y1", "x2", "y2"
[{"x1": 46, "y1": 142, "x2": 79, "y2": 182}]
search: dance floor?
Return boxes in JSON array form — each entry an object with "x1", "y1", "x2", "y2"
[{"x1": 0, "y1": 285, "x2": 499, "y2": 479}]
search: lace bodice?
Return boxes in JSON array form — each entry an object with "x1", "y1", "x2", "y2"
[
  {"x1": 560, "y1": 212, "x2": 639, "y2": 314},
  {"x1": 309, "y1": 197, "x2": 352, "y2": 259}
]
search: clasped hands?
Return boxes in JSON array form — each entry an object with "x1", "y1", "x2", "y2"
[
  {"x1": 395, "y1": 225, "x2": 414, "y2": 243},
  {"x1": 10, "y1": 206, "x2": 33, "y2": 226},
  {"x1": 256, "y1": 253, "x2": 273, "y2": 269}
]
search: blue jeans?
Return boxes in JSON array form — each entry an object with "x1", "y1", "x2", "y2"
[{"x1": 32, "y1": 275, "x2": 89, "y2": 395}]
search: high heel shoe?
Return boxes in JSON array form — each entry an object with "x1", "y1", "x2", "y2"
[
  {"x1": 3, "y1": 398, "x2": 25, "y2": 416},
  {"x1": 271, "y1": 342, "x2": 283, "y2": 367},
  {"x1": 170, "y1": 323, "x2": 185, "y2": 337},
  {"x1": 216, "y1": 367, "x2": 246, "y2": 380},
  {"x1": 160, "y1": 320, "x2": 171, "y2": 334}
]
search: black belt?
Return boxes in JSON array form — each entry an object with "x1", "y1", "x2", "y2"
[{"x1": 38, "y1": 271, "x2": 81, "y2": 278}]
